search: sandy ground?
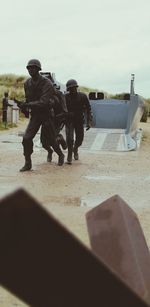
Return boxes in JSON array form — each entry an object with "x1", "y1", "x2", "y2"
[{"x1": 0, "y1": 118, "x2": 150, "y2": 306}]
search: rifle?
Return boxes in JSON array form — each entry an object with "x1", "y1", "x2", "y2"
[{"x1": 14, "y1": 99, "x2": 29, "y2": 118}]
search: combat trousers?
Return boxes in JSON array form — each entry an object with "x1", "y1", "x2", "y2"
[
  {"x1": 2, "y1": 110, "x2": 7, "y2": 123},
  {"x1": 22, "y1": 114, "x2": 61, "y2": 157},
  {"x1": 65, "y1": 121, "x2": 84, "y2": 149}
]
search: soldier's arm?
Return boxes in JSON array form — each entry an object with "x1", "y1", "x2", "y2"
[
  {"x1": 83, "y1": 94, "x2": 93, "y2": 127},
  {"x1": 58, "y1": 92, "x2": 68, "y2": 113}
]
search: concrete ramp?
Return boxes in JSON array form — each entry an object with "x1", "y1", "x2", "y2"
[
  {"x1": 34, "y1": 127, "x2": 142, "y2": 152},
  {"x1": 16, "y1": 125, "x2": 142, "y2": 152},
  {"x1": 82, "y1": 128, "x2": 142, "y2": 152}
]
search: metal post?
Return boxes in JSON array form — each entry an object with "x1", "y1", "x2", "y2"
[{"x1": 130, "y1": 73, "x2": 135, "y2": 95}]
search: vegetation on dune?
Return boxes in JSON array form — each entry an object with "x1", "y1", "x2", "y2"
[
  {"x1": 0, "y1": 74, "x2": 28, "y2": 130},
  {"x1": 0, "y1": 74, "x2": 26, "y2": 87},
  {"x1": 0, "y1": 74, "x2": 149, "y2": 125},
  {"x1": 79, "y1": 86, "x2": 99, "y2": 93},
  {"x1": 0, "y1": 74, "x2": 27, "y2": 102},
  {"x1": 0, "y1": 73, "x2": 149, "y2": 100},
  {"x1": 0, "y1": 74, "x2": 103, "y2": 109}
]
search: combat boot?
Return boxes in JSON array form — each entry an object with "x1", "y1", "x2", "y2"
[
  {"x1": 20, "y1": 156, "x2": 32, "y2": 172},
  {"x1": 67, "y1": 151, "x2": 72, "y2": 164},
  {"x1": 58, "y1": 153, "x2": 65, "y2": 166},
  {"x1": 57, "y1": 134, "x2": 67, "y2": 150},
  {"x1": 54, "y1": 145, "x2": 65, "y2": 166},
  {"x1": 47, "y1": 148, "x2": 53, "y2": 162},
  {"x1": 73, "y1": 146, "x2": 79, "y2": 160}
]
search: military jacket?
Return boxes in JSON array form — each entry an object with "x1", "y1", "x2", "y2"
[
  {"x1": 65, "y1": 92, "x2": 91, "y2": 122},
  {"x1": 24, "y1": 75, "x2": 55, "y2": 117}
]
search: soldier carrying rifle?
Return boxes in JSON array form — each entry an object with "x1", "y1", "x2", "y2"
[{"x1": 15, "y1": 59, "x2": 65, "y2": 172}]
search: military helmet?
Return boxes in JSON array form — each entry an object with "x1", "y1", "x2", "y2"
[
  {"x1": 66, "y1": 79, "x2": 78, "y2": 90},
  {"x1": 26, "y1": 59, "x2": 42, "y2": 70}
]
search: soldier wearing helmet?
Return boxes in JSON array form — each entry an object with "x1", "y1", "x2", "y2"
[
  {"x1": 2, "y1": 92, "x2": 12, "y2": 127},
  {"x1": 65, "y1": 79, "x2": 92, "y2": 164},
  {"x1": 66, "y1": 79, "x2": 78, "y2": 89},
  {"x1": 16, "y1": 59, "x2": 64, "y2": 171},
  {"x1": 26, "y1": 59, "x2": 42, "y2": 70}
]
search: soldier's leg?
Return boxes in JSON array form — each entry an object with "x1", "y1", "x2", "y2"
[
  {"x1": 65, "y1": 122, "x2": 74, "y2": 164},
  {"x1": 54, "y1": 124, "x2": 66, "y2": 164},
  {"x1": 20, "y1": 116, "x2": 41, "y2": 172},
  {"x1": 55, "y1": 122, "x2": 67, "y2": 150},
  {"x1": 40, "y1": 120, "x2": 54, "y2": 162},
  {"x1": 57, "y1": 133, "x2": 67, "y2": 150},
  {"x1": 41, "y1": 120, "x2": 64, "y2": 166},
  {"x1": 2, "y1": 110, "x2": 7, "y2": 128},
  {"x1": 73, "y1": 122, "x2": 84, "y2": 160},
  {"x1": 53, "y1": 142, "x2": 65, "y2": 166},
  {"x1": 46, "y1": 147, "x2": 53, "y2": 162}
]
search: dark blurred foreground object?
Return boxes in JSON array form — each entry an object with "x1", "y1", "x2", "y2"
[
  {"x1": 0, "y1": 189, "x2": 149, "y2": 307},
  {"x1": 86, "y1": 195, "x2": 150, "y2": 305}
]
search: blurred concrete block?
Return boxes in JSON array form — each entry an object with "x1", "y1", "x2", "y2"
[
  {"x1": 0, "y1": 189, "x2": 149, "y2": 307},
  {"x1": 86, "y1": 195, "x2": 150, "y2": 304}
]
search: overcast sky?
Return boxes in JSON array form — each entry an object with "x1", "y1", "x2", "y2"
[{"x1": 0, "y1": 0, "x2": 150, "y2": 97}]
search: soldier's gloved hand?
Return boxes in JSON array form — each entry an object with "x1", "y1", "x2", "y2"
[
  {"x1": 14, "y1": 98, "x2": 27, "y2": 109},
  {"x1": 86, "y1": 121, "x2": 92, "y2": 130},
  {"x1": 86, "y1": 126, "x2": 90, "y2": 131}
]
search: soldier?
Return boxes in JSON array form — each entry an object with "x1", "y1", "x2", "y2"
[
  {"x1": 65, "y1": 79, "x2": 92, "y2": 164},
  {"x1": 53, "y1": 83, "x2": 68, "y2": 148},
  {"x1": 41, "y1": 82, "x2": 68, "y2": 163},
  {"x1": 16, "y1": 59, "x2": 64, "y2": 172},
  {"x1": 2, "y1": 92, "x2": 12, "y2": 127}
]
